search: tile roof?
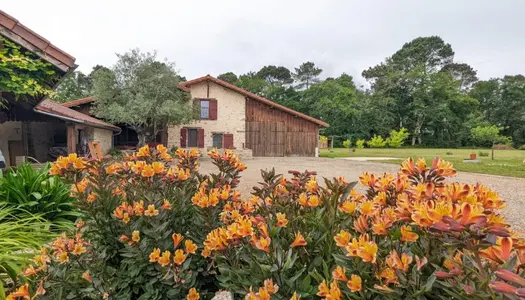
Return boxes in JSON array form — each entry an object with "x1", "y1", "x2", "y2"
[
  {"x1": 35, "y1": 99, "x2": 120, "y2": 131},
  {"x1": 61, "y1": 96, "x2": 94, "y2": 108},
  {"x1": 180, "y1": 75, "x2": 329, "y2": 127},
  {"x1": 0, "y1": 10, "x2": 76, "y2": 71}
]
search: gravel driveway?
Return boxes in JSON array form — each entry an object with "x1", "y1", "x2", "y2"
[{"x1": 199, "y1": 157, "x2": 525, "y2": 229}]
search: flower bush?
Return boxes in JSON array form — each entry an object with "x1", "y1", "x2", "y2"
[{"x1": 8, "y1": 146, "x2": 525, "y2": 299}]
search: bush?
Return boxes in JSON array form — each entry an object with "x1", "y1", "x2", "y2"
[
  {"x1": 10, "y1": 149, "x2": 525, "y2": 299},
  {"x1": 519, "y1": 145, "x2": 525, "y2": 150},
  {"x1": 107, "y1": 147, "x2": 123, "y2": 157},
  {"x1": 445, "y1": 151, "x2": 453, "y2": 155},
  {"x1": 367, "y1": 135, "x2": 387, "y2": 148},
  {"x1": 356, "y1": 139, "x2": 365, "y2": 149},
  {"x1": 0, "y1": 163, "x2": 79, "y2": 229},
  {"x1": 386, "y1": 128, "x2": 409, "y2": 148},
  {"x1": 343, "y1": 139, "x2": 351, "y2": 149},
  {"x1": 479, "y1": 151, "x2": 490, "y2": 157},
  {"x1": 493, "y1": 143, "x2": 514, "y2": 150}
]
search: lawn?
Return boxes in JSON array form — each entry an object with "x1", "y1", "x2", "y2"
[{"x1": 320, "y1": 148, "x2": 525, "y2": 178}]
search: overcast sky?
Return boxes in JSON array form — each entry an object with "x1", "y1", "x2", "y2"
[{"x1": 3, "y1": 0, "x2": 524, "y2": 85}]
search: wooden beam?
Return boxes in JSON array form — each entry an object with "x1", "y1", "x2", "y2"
[
  {"x1": 67, "y1": 123, "x2": 77, "y2": 154},
  {"x1": 0, "y1": 27, "x2": 70, "y2": 72}
]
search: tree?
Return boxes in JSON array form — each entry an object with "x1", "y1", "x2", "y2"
[
  {"x1": 91, "y1": 49, "x2": 195, "y2": 146},
  {"x1": 53, "y1": 71, "x2": 91, "y2": 102},
  {"x1": 471, "y1": 125, "x2": 512, "y2": 159},
  {"x1": 256, "y1": 65, "x2": 293, "y2": 85},
  {"x1": 292, "y1": 61, "x2": 322, "y2": 89},
  {"x1": 441, "y1": 63, "x2": 478, "y2": 90},
  {"x1": 217, "y1": 72, "x2": 238, "y2": 84}
]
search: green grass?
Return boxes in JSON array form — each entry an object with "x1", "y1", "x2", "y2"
[{"x1": 320, "y1": 148, "x2": 525, "y2": 178}]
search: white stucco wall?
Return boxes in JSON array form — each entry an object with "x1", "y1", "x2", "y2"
[
  {"x1": 0, "y1": 121, "x2": 22, "y2": 166},
  {"x1": 168, "y1": 81, "x2": 246, "y2": 149},
  {"x1": 90, "y1": 127, "x2": 113, "y2": 154}
]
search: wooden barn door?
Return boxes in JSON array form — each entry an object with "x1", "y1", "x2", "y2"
[{"x1": 246, "y1": 121, "x2": 285, "y2": 156}]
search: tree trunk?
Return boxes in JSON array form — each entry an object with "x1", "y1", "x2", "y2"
[{"x1": 137, "y1": 132, "x2": 146, "y2": 147}]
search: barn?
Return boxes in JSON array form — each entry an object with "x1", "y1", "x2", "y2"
[{"x1": 171, "y1": 75, "x2": 328, "y2": 157}]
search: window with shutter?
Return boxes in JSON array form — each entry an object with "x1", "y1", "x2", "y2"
[
  {"x1": 200, "y1": 100, "x2": 209, "y2": 119},
  {"x1": 209, "y1": 99, "x2": 218, "y2": 120},
  {"x1": 180, "y1": 128, "x2": 187, "y2": 148},
  {"x1": 197, "y1": 128, "x2": 205, "y2": 148},
  {"x1": 223, "y1": 133, "x2": 234, "y2": 149}
]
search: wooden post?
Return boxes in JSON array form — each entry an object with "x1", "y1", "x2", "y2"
[
  {"x1": 330, "y1": 135, "x2": 334, "y2": 153},
  {"x1": 67, "y1": 124, "x2": 77, "y2": 154}
]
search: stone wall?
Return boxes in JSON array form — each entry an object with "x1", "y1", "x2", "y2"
[{"x1": 168, "y1": 81, "x2": 246, "y2": 150}]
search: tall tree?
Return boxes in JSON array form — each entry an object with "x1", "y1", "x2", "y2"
[
  {"x1": 256, "y1": 65, "x2": 293, "y2": 85},
  {"x1": 53, "y1": 71, "x2": 91, "y2": 102},
  {"x1": 292, "y1": 62, "x2": 322, "y2": 89},
  {"x1": 91, "y1": 49, "x2": 195, "y2": 146},
  {"x1": 441, "y1": 63, "x2": 478, "y2": 90},
  {"x1": 217, "y1": 72, "x2": 238, "y2": 84}
]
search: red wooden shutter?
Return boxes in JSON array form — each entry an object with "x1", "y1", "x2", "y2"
[
  {"x1": 180, "y1": 128, "x2": 187, "y2": 148},
  {"x1": 209, "y1": 99, "x2": 218, "y2": 120},
  {"x1": 223, "y1": 134, "x2": 234, "y2": 149},
  {"x1": 197, "y1": 128, "x2": 205, "y2": 148}
]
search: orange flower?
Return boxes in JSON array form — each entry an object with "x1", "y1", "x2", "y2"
[
  {"x1": 149, "y1": 248, "x2": 161, "y2": 262},
  {"x1": 296, "y1": 193, "x2": 308, "y2": 207},
  {"x1": 386, "y1": 250, "x2": 412, "y2": 272},
  {"x1": 105, "y1": 163, "x2": 121, "y2": 175},
  {"x1": 346, "y1": 274, "x2": 362, "y2": 292},
  {"x1": 172, "y1": 233, "x2": 184, "y2": 248},
  {"x1": 220, "y1": 185, "x2": 231, "y2": 200},
  {"x1": 380, "y1": 268, "x2": 398, "y2": 284},
  {"x1": 307, "y1": 195, "x2": 321, "y2": 207},
  {"x1": 332, "y1": 265, "x2": 348, "y2": 281},
  {"x1": 263, "y1": 278, "x2": 279, "y2": 294},
  {"x1": 72, "y1": 243, "x2": 87, "y2": 255},
  {"x1": 87, "y1": 192, "x2": 97, "y2": 202},
  {"x1": 372, "y1": 216, "x2": 392, "y2": 235},
  {"x1": 122, "y1": 213, "x2": 130, "y2": 224},
  {"x1": 57, "y1": 252, "x2": 69, "y2": 264},
  {"x1": 327, "y1": 281, "x2": 342, "y2": 300},
  {"x1": 173, "y1": 249, "x2": 187, "y2": 265},
  {"x1": 359, "y1": 172, "x2": 377, "y2": 187},
  {"x1": 480, "y1": 237, "x2": 513, "y2": 264},
  {"x1": 255, "y1": 236, "x2": 271, "y2": 253},
  {"x1": 415, "y1": 256, "x2": 428, "y2": 271},
  {"x1": 276, "y1": 213, "x2": 288, "y2": 227},
  {"x1": 8, "y1": 284, "x2": 30, "y2": 299},
  {"x1": 133, "y1": 201, "x2": 145, "y2": 216},
  {"x1": 357, "y1": 241, "x2": 378, "y2": 263},
  {"x1": 184, "y1": 240, "x2": 198, "y2": 254},
  {"x1": 359, "y1": 200, "x2": 376, "y2": 216},
  {"x1": 317, "y1": 280, "x2": 330, "y2": 297},
  {"x1": 495, "y1": 269, "x2": 525, "y2": 286},
  {"x1": 291, "y1": 232, "x2": 307, "y2": 248},
  {"x1": 238, "y1": 216, "x2": 254, "y2": 237},
  {"x1": 400, "y1": 158, "x2": 416, "y2": 175},
  {"x1": 144, "y1": 204, "x2": 159, "y2": 217},
  {"x1": 137, "y1": 145, "x2": 150, "y2": 157},
  {"x1": 158, "y1": 250, "x2": 171, "y2": 267},
  {"x1": 291, "y1": 291, "x2": 300, "y2": 300},
  {"x1": 187, "y1": 288, "x2": 200, "y2": 300},
  {"x1": 131, "y1": 231, "x2": 140, "y2": 243},
  {"x1": 82, "y1": 271, "x2": 92, "y2": 283},
  {"x1": 334, "y1": 230, "x2": 351, "y2": 248},
  {"x1": 306, "y1": 178, "x2": 318, "y2": 193},
  {"x1": 151, "y1": 162, "x2": 166, "y2": 174},
  {"x1": 161, "y1": 199, "x2": 172, "y2": 210},
  {"x1": 339, "y1": 201, "x2": 357, "y2": 215},
  {"x1": 120, "y1": 235, "x2": 129, "y2": 242},
  {"x1": 400, "y1": 225, "x2": 419, "y2": 242},
  {"x1": 353, "y1": 215, "x2": 369, "y2": 234},
  {"x1": 415, "y1": 158, "x2": 428, "y2": 173},
  {"x1": 23, "y1": 265, "x2": 38, "y2": 276},
  {"x1": 141, "y1": 165, "x2": 155, "y2": 177}
]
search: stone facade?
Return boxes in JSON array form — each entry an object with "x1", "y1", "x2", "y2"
[
  {"x1": 93, "y1": 127, "x2": 113, "y2": 154},
  {"x1": 167, "y1": 81, "x2": 246, "y2": 150}
]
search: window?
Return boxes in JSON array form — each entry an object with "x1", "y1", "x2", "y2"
[
  {"x1": 212, "y1": 134, "x2": 223, "y2": 148},
  {"x1": 187, "y1": 129, "x2": 198, "y2": 147},
  {"x1": 200, "y1": 100, "x2": 209, "y2": 119}
]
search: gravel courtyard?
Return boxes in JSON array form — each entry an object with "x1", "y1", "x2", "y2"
[{"x1": 199, "y1": 157, "x2": 525, "y2": 229}]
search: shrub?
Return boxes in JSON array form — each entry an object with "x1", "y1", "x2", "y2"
[
  {"x1": 0, "y1": 207, "x2": 54, "y2": 294},
  {"x1": 356, "y1": 139, "x2": 365, "y2": 149},
  {"x1": 15, "y1": 146, "x2": 246, "y2": 299},
  {"x1": 107, "y1": 147, "x2": 123, "y2": 157},
  {"x1": 367, "y1": 135, "x2": 387, "y2": 148},
  {"x1": 446, "y1": 151, "x2": 453, "y2": 155},
  {"x1": 493, "y1": 143, "x2": 514, "y2": 150},
  {"x1": 0, "y1": 163, "x2": 79, "y2": 229},
  {"x1": 10, "y1": 151, "x2": 525, "y2": 299},
  {"x1": 343, "y1": 139, "x2": 351, "y2": 149},
  {"x1": 479, "y1": 151, "x2": 490, "y2": 157},
  {"x1": 386, "y1": 128, "x2": 409, "y2": 148},
  {"x1": 519, "y1": 145, "x2": 525, "y2": 150}
]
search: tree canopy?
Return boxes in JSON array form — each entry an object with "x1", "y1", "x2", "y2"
[{"x1": 91, "y1": 49, "x2": 194, "y2": 145}]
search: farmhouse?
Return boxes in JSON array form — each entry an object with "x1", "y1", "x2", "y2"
[
  {"x1": 0, "y1": 10, "x2": 119, "y2": 166},
  {"x1": 173, "y1": 75, "x2": 328, "y2": 157}
]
